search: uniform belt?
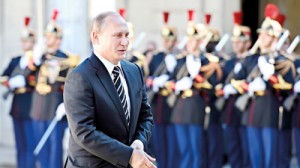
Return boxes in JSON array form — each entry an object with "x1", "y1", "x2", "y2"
[
  {"x1": 254, "y1": 90, "x2": 265, "y2": 96},
  {"x1": 180, "y1": 89, "x2": 199, "y2": 99},
  {"x1": 35, "y1": 83, "x2": 64, "y2": 95},
  {"x1": 14, "y1": 87, "x2": 33, "y2": 94},
  {"x1": 159, "y1": 88, "x2": 172, "y2": 96}
]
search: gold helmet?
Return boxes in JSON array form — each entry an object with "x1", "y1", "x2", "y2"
[
  {"x1": 231, "y1": 11, "x2": 251, "y2": 42},
  {"x1": 119, "y1": 8, "x2": 134, "y2": 39},
  {"x1": 186, "y1": 9, "x2": 200, "y2": 38},
  {"x1": 257, "y1": 4, "x2": 282, "y2": 38},
  {"x1": 21, "y1": 17, "x2": 35, "y2": 41},
  {"x1": 46, "y1": 9, "x2": 62, "y2": 38},
  {"x1": 161, "y1": 11, "x2": 177, "y2": 40},
  {"x1": 197, "y1": 14, "x2": 220, "y2": 42}
]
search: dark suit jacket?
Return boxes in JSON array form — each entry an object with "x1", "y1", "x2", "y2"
[{"x1": 64, "y1": 53, "x2": 153, "y2": 168}]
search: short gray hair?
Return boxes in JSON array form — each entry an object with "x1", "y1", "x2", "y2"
[{"x1": 90, "y1": 11, "x2": 120, "y2": 34}]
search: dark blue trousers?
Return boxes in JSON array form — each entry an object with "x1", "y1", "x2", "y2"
[
  {"x1": 277, "y1": 129, "x2": 292, "y2": 168},
  {"x1": 240, "y1": 126, "x2": 251, "y2": 168},
  {"x1": 224, "y1": 125, "x2": 243, "y2": 168},
  {"x1": 166, "y1": 124, "x2": 178, "y2": 168},
  {"x1": 247, "y1": 127, "x2": 278, "y2": 168},
  {"x1": 294, "y1": 128, "x2": 300, "y2": 167},
  {"x1": 152, "y1": 124, "x2": 168, "y2": 168},
  {"x1": 33, "y1": 119, "x2": 68, "y2": 168},
  {"x1": 13, "y1": 118, "x2": 35, "y2": 168},
  {"x1": 32, "y1": 120, "x2": 51, "y2": 168},
  {"x1": 174, "y1": 124, "x2": 192, "y2": 168},
  {"x1": 188, "y1": 125, "x2": 201, "y2": 168},
  {"x1": 206, "y1": 124, "x2": 223, "y2": 168},
  {"x1": 49, "y1": 119, "x2": 68, "y2": 168},
  {"x1": 224, "y1": 126, "x2": 251, "y2": 168},
  {"x1": 197, "y1": 124, "x2": 224, "y2": 168}
]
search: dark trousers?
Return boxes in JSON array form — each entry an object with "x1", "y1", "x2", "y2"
[
  {"x1": 166, "y1": 124, "x2": 178, "y2": 168},
  {"x1": 174, "y1": 124, "x2": 192, "y2": 168},
  {"x1": 247, "y1": 127, "x2": 278, "y2": 168},
  {"x1": 33, "y1": 120, "x2": 51, "y2": 168},
  {"x1": 240, "y1": 126, "x2": 251, "y2": 168},
  {"x1": 152, "y1": 124, "x2": 168, "y2": 168},
  {"x1": 13, "y1": 118, "x2": 35, "y2": 168},
  {"x1": 224, "y1": 125, "x2": 243, "y2": 168},
  {"x1": 195, "y1": 124, "x2": 224, "y2": 168},
  {"x1": 49, "y1": 119, "x2": 68, "y2": 168},
  {"x1": 277, "y1": 129, "x2": 292, "y2": 168},
  {"x1": 33, "y1": 119, "x2": 67, "y2": 168},
  {"x1": 294, "y1": 128, "x2": 300, "y2": 167}
]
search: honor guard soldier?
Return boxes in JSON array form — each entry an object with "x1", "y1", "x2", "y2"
[
  {"x1": 0, "y1": 16, "x2": 37, "y2": 168},
  {"x1": 231, "y1": 4, "x2": 295, "y2": 167},
  {"x1": 291, "y1": 55, "x2": 300, "y2": 167},
  {"x1": 146, "y1": 11, "x2": 178, "y2": 168},
  {"x1": 165, "y1": 10, "x2": 223, "y2": 168},
  {"x1": 199, "y1": 13, "x2": 225, "y2": 168},
  {"x1": 119, "y1": 8, "x2": 149, "y2": 77},
  {"x1": 30, "y1": 9, "x2": 79, "y2": 168},
  {"x1": 220, "y1": 11, "x2": 252, "y2": 168},
  {"x1": 275, "y1": 13, "x2": 295, "y2": 168}
]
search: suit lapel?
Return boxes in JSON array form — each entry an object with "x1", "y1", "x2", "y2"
[
  {"x1": 89, "y1": 54, "x2": 129, "y2": 131},
  {"x1": 121, "y1": 60, "x2": 136, "y2": 134}
]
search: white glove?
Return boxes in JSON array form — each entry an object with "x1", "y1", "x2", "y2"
[
  {"x1": 33, "y1": 38, "x2": 46, "y2": 65},
  {"x1": 175, "y1": 76, "x2": 193, "y2": 95},
  {"x1": 248, "y1": 77, "x2": 266, "y2": 96},
  {"x1": 223, "y1": 84, "x2": 237, "y2": 99},
  {"x1": 152, "y1": 74, "x2": 169, "y2": 92},
  {"x1": 19, "y1": 55, "x2": 29, "y2": 70},
  {"x1": 234, "y1": 63, "x2": 242, "y2": 74},
  {"x1": 55, "y1": 103, "x2": 66, "y2": 120},
  {"x1": 293, "y1": 80, "x2": 300, "y2": 93},
  {"x1": 165, "y1": 54, "x2": 177, "y2": 73},
  {"x1": 258, "y1": 56, "x2": 275, "y2": 81},
  {"x1": 8, "y1": 75, "x2": 26, "y2": 90},
  {"x1": 186, "y1": 54, "x2": 201, "y2": 79}
]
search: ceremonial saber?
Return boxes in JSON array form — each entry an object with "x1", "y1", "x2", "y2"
[
  {"x1": 200, "y1": 32, "x2": 214, "y2": 52},
  {"x1": 287, "y1": 35, "x2": 300, "y2": 54},
  {"x1": 177, "y1": 36, "x2": 188, "y2": 50},
  {"x1": 275, "y1": 30, "x2": 290, "y2": 51},
  {"x1": 215, "y1": 33, "x2": 230, "y2": 52},
  {"x1": 249, "y1": 38, "x2": 260, "y2": 54},
  {"x1": 131, "y1": 32, "x2": 146, "y2": 50},
  {"x1": 33, "y1": 116, "x2": 59, "y2": 155}
]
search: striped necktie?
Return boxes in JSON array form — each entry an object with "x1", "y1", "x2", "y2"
[{"x1": 112, "y1": 66, "x2": 130, "y2": 126}]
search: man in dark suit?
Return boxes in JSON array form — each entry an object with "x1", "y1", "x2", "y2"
[{"x1": 64, "y1": 11, "x2": 155, "y2": 168}]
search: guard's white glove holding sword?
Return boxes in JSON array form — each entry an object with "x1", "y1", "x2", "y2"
[{"x1": 258, "y1": 56, "x2": 275, "y2": 81}]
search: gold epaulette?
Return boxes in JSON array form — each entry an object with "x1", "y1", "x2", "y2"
[
  {"x1": 65, "y1": 54, "x2": 80, "y2": 67},
  {"x1": 218, "y1": 52, "x2": 231, "y2": 61},
  {"x1": 175, "y1": 53, "x2": 186, "y2": 60},
  {"x1": 131, "y1": 50, "x2": 150, "y2": 77},
  {"x1": 132, "y1": 50, "x2": 146, "y2": 61},
  {"x1": 206, "y1": 53, "x2": 219, "y2": 63}
]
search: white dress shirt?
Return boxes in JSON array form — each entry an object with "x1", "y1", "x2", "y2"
[{"x1": 95, "y1": 54, "x2": 131, "y2": 118}]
